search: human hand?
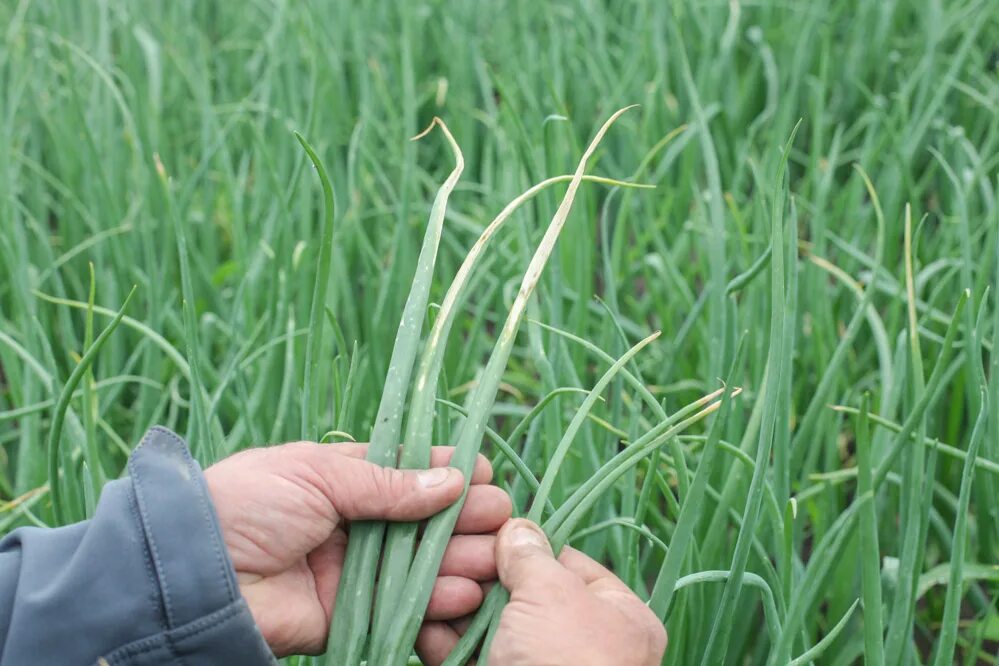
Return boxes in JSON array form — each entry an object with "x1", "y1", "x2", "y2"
[
  {"x1": 461, "y1": 518, "x2": 665, "y2": 666},
  {"x1": 204, "y1": 442, "x2": 510, "y2": 657}
]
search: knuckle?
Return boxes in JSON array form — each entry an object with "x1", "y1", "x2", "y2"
[
  {"x1": 366, "y1": 464, "x2": 392, "y2": 497},
  {"x1": 369, "y1": 465, "x2": 409, "y2": 506},
  {"x1": 385, "y1": 468, "x2": 411, "y2": 499}
]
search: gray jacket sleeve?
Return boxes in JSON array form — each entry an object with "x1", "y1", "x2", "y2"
[{"x1": 0, "y1": 426, "x2": 277, "y2": 665}]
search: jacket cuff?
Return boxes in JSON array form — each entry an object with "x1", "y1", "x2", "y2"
[{"x1": 104, "y1": 427, "x2": 276, "y2": 665}]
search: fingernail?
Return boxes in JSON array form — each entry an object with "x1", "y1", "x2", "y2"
[
  {"x1": 417, "y1": 467, "x2": 453, "y2": 488},
  {"x1": 509, "y1": 523, "x2": 548, "y2": 549}
]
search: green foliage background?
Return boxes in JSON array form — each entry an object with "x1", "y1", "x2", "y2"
[{"x1": 1, "y1": 0, "x2": 997, "y2": 663}]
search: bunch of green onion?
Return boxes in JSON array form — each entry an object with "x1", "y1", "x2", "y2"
[{"x1": 296, "y1": 108, "x2": 737, "y2": 665}]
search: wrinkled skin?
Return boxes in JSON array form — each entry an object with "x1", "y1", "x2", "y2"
[
  {"x1": 205, "y1": 443, "x2": 664, "y2": 663},
  {"x1": 204, "y1": 441, "x2": 510, "y2": 657},
  {"x1": 417, "y1": 518, "x2": 668, "y2": 666}
]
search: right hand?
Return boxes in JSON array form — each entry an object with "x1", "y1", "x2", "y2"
[
  {"x1": 417, "y1": 517, "x2": 666, "y2": 665},
  {"x1": 486, "y1": 518, "x2": 666, "y2": 665}
]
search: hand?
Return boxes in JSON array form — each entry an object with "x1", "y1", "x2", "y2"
[
  {"x1": 204, "y1": 442, "x2": 511, "y2": 657},
  {"x1": 425, "y1": 518, "x2": 666, "y2": 665}
]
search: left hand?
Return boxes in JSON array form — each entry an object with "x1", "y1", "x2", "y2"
[{"x1": 204, "y1": 441, "x2": 511, "y2": 657}]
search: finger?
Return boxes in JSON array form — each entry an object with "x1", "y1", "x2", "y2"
[
  {"x1": 415, "y1": 621, "x2": 461, "y2": 666},
  {"x1": 449, "y1": 614, "x2": 474, "y2": 635},
  {"x1": 307, "y1": 449, "x2": 465, "y2": 521},
  {"x1": 556, "y1": 547, "x2": 660, "y2": 646},
  {"x1": 439, "y1": 534, "x2": 498, "y2": 581},
  {"x1": 323, "y1": 443, "x2": 493, "y2": 484},
  {"x1": 495, "y1": 518, "x2": 580, "y2": 595},
  {"x1": 428, "y1": 448, "x2": 493, "y2": 484},
  {"x1": 558, "y1": 546, "x2": 632, "y2": 593},
  {"x1": 587, "y1": 582, "x2": 669, "y2": 658},
  {"x1": 426, "y1": 575, "x2": 484, "y2": 621},
  {"x1": 306, "y1": 527, "x2": 349, "y2": 623},
  {"x1": 454, "y1": 485, "x2": 512, "y2": 534}
]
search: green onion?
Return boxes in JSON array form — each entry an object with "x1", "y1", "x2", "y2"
[
  {"x1": 48, "y1": 287, "x2": 135, "y2": 524},
  {"x1": 371, "y1": 172, "x2": 650, "y2": 644},
  {"x1": 375, "y1": 106, "x2": 637, "y2": 666},
  {"x1": 326, "y1": 118, "x2": 464, "y2": 666}
]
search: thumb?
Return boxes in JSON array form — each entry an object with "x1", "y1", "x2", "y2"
[
  {"x1": 495, "y1": 519, "x2": 577, "y2": 594},
  {"x1": 313, "y1": 449, "x2": 465, "y2": 521}
]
